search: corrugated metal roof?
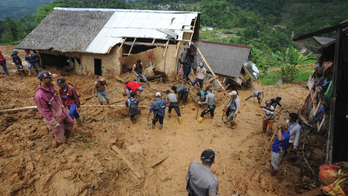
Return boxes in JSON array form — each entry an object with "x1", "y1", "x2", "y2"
[
  {"x1": 51, "y1": 8, "x2": 200, "y2": 54},
  {"x1": 197, "y1": 41, "x2": 251, "y2": 78},
  {"x1": 313, "y1": 36, "x2": 335, "y2": 45}
]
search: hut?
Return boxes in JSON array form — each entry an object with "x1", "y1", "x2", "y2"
[
  {"x1": 16, "y1": 8, "x2": 201, "y2": 81},
  {"x1": 195, "y1": 41, "x2": 254, "y2": 89}
]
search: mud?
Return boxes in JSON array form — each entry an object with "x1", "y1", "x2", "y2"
[{"x1": 0, "y1": 45, "x2": 315, "y2": 195}]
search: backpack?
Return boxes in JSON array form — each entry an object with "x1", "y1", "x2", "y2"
[{"x1": 128, "y1": 98, "x2": 139, "y2": 115}]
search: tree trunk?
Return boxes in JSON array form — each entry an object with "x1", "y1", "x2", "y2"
[{"x1": 288, "y1": 66, "x2": 295, "y2": 82}]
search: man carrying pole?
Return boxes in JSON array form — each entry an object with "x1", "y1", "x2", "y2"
[
  {"x1": 270, "y1": 121, "x2": 290, "y2": 176},
  {"x1": 262, "y1": 99, "x2": 275, "y2": 133}
]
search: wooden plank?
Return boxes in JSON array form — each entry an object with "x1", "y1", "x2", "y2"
[
  {"x1": 127, "y1": 38, "x2": 137, "y2": 56},
  {"x1": 111, "y1": 145, "x2": 142, "y2": 179},
  {"x1": 205, "y1": 76, "x2": 217, "y2": 83},
  {"x1": 116, "y1": 38, "x2": 126, "y2": 53},
  {"x1": 175, "y1": 41, "x2": 181, "y2": 58},
  {"x1": 163, "y1": 40, "x2": 169, "y2": 57},
  {"x1": 195, "y1": 44, "x2": 223, "y2": 88},
  {"x1": 189, "y1": 17, "x2": 197, "y2": 42},
  {"x1": 147, "y1": 155, "x2": 169, "y2": 168},
  {"x1": 152, "y1": 39, "x2": 156, "y2": 44},
  {"x1": 124, "y1": 42, "x2": 166, "y2": 47}
]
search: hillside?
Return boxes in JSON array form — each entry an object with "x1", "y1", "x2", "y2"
[{"x1": 0, "y1": 0, "x2": 52, "y2": 20}]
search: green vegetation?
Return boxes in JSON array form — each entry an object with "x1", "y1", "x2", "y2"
[{"x1": 0, "y1": 0, "x2": 51, "y2": 20}]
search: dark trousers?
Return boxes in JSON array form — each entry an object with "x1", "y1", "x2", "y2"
[
  {"x1": 153, "y1": 114, "x2": 164, "y2": 125},
  {"x1": 180, "y1": 91, "x2": 189, "y2": 102},
  {"x1": 201, "y1": 105, "x2": 215, "y2": 117},
  {"x1": 168, "y1": 102, "x2": 181, "y2": 117},
  {"x1": 283, "y1": 142, "x2": 293, "y2": 157}
]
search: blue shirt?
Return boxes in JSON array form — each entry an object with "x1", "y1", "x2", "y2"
[
  {"x1": 272, "y1": 131, "x2": 290, "y2": 153},
  {"x1": 25, "y1": 53, "x2": 39, "y2": 63},
  {"x1": 149, "y1": 98, "x2": 166, "y2": 116}
]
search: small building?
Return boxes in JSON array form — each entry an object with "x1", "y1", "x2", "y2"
[
  {"x1": 16, "y1": 8, "x2": 201, "y2": 81},
  {"x1": 196, "y1": 41, "x2": 254, "y2": 89}
]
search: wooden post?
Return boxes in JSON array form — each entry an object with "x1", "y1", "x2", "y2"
[
  {"x1": 189, "y1": 17, "x2": 197, "y2": 42},
  {"x1": 175, "y1": 41, "x2": 181, "y2": 58},
  {"x1": 111, "y1": 146, "x2": 142, "y2": 179},
  {"x1": 163, "y1": 40, "x2": 169, "y2": 57},
  {"x1": 327, "y1": 27, "x2": 342, "y2": 164},
  {"x1": 195, "y1": 44, "x2": 223, "y2": 88},
  {"x1": 116, "y1": 38, "x2": 126, "y2": 53},
  {"x1": 128, "y1": 38, "x2": 137, "y2": 56},
  {"x1": 250, "y1": 126, "x2": 280, "y2": 179}
]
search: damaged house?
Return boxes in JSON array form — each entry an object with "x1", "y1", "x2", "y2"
[{"x1": 16, "y1": 8, "x2": 201, "y2": 81}]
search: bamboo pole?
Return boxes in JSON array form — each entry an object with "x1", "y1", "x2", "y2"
[
  {"x1": 128, "y1": 38, "x2": 137, "y2": 56},
  {"x1": 116, "y1": 38, "x2": 126, "y2": 53},
  {"x1": 163, "y1": 40, "x2": 170, "y2": 57}
]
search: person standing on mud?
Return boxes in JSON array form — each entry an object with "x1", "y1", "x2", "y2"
[
  {"x1": 93, "y1": 76, "x2": 110, "y2": 105},
  {"x1": 133, "y1": 60, "x2": 150, "y2": 85},
  {"x1": 270, "y1": 97, "x2": 284, "y2": 110},
  {"x1": 166, "y1": 90, "x2": 182, "y2": 124},
  {"x1": 56, "y1": 77, "x2": 82, "y2": 127},
  {"x1": 179, "y1": 58, "x2": 191, "y2": 85},
  {"x1": 172, "y1": 85, "x2": 190, "y2": 102},
  {"x1": 24, "y1": 49, "x2": 39, "y2": 76},
  {"x1": 262, "y1": 99, "x2": 275, "y2": 133},
  {"x1": 125, "y1": 92, "x2": 140, "y2": 124},
  {"x1": 245, "y1": 90, "x2": 264, "y2": 105},
  {"x1": 191, "y1": 63, "x2": 206, "y2": 89},
  {"x1": 224, "y1": 91, "x2": 240, "y2": 123},
  {"x1": 11, "y1": 49, "x2": 24, "y2": 76},
  {"x1": 0, "y1": 50, "x2": 9, "y2": 76},
  {"x1": 270, "y1": 121, "x2": 290, "y2": 176},
  {"x1": 34, "y1": 71, "x2": 75, "y2": 144},
  {"x1": 198, "y1": 89, "x2": 216, "y2": 122},
  {"x1": 124, "y1": 80, "x2": 144, "y2": 98},
  {"x1": 149, "y1": 92, "x2": 166, "y2": 129},
  {"x1": 185, "y1": 149, "x2": 219, "y2": 196},
  {"x1": 284, "y1": 113, "x2": 301, "y2": 154}
]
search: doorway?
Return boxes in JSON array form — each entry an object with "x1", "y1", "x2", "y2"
[{"x1": 94, "y1": 59, "x2": 102, "y2": 75}]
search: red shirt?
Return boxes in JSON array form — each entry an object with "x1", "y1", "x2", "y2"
[
  {"x1": 0, "y1": 51, "x2": 5, "y2": 61},
  {"x1": 59, "y1": 86, "x2": 80, "y2": 108},
  {"x1": 125, "y1": 81, "x2": 141, "y2": 94}
]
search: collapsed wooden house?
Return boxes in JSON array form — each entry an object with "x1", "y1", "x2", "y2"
[
  {"x1": 195, "y1": 41, "x2": 256, "y2": 89},
  {"x1": 16, "y1": 8, "x2": 202, "y2": 81},
  {"x1": 293, "y1": 20, "x2": 348, "y2": 164}
]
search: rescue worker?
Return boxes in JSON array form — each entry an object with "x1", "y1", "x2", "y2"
[
  {"x1": 11, "y1": 49, "x2": 24, "y2": 76},
  {"x1": 166, "y1": 90, "x2": 182, "y2": 124},
  {"x1": 198, "y1": 89, "x2": 216, "y2": 122},
  {"x1": 262, "y1": 99, "x2": 275, "y2": 133},
  {"x1": 125, "y1": 92, "x2": 140, "y2": 124},
  {"x1": 185, "y1": 149, "x2": 219, "y2": 196},
  {"x1": 124, "y1": 80, "x2": 144, "y2": 98},
  {"x1": 197, "y1": 87, "x2": 214, "y2": 102},
  {"x1": 149, "y1": 92, "x2": 166, "y2": 129},
  {"x1": 224, "y1": 91, "x2": 240, "y2": 123},
  {"x1": 179, "y1": 58, "x2": 191, "y2": 85},
  {"x1": 56, "y1": 77, "x2": 82, "y2": 126},
  {"x1": 24, "y1": 49, "x2": 40, "y2": 76},
  {"x1": 192, "y1": 62, "x2": 206, "y2": 89},
  {"x1": 0, "y1": 50, "x2": 9, "y2": 76},
  {"x1": 34, "y1": 71, "x2": 74, "y2": 144},
  {"x1": 93, "y1": 76, "x2": 110, "y2": 105},
  {"x1": 132, "y1": 59, "x2": 149, "y2": 85},
  {"x1": 245, "y1": 90, "x2": 264, "y2": 105},
  {"x1": 172, "y1": 85, "x2": 190, "y2": 102},
  {"x1": 270, "y1": 121, "x2": 290, "y2": 176},
  {"x1": 270, "y1": 97, "x2": 284, "y2": 110}
]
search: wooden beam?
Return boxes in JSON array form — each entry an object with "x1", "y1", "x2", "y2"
[
  {"x1": 163, "y1": 40, "x2": 169, "y2": 58},
  {"x1": 195, "y1": 44, "x2": 223, "y2": 87},
  {"x1": 128, "y1": 38, "x2": 137, "y2": 56},
  {"x1": 242, "y1": 65, "x2": 255, "y2": 81},
  {"x1": 292, "y1": 22, "x2": 348, "y2": 41},
  {"x1": 152, "y1": 39, "x2": 156, "y2": 44},
  {"x1": 205, "y1": 76, "x2": 217, "y2": 83},
  {"x1": 124, "y1": 42, "x2": 167, "y2": 47},
  {"x1": 116, "y1": 38, "x2": 126, "y2": 53},
  {"x1": 189, "y1": 17, "x2": 197, "y2": 42},
  {"x1": 111, "y1": 146, "x2": 142, "y2": 179},
  {"x1": 175, "y1": 41, "x2": 181, "y2": 58}
]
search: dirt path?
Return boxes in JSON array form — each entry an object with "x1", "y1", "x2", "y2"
[{"x1": 0, "y1": 46, "x2": 310, "y2": 196}]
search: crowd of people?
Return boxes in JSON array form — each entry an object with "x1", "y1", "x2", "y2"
[{"x1": 1, "y1": 53, "x2": 305, "y2": 196}]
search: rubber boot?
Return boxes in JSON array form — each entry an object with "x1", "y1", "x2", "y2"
[
  {"x1": 160, "y1": 124, "x2": 163, "y2": 129},
  {"x1": 199, "y1": 117, "x2": 203, "y2": 123},
  {"x1": 152, "y1": 124, "x2": 155, "y2": 129},
  {"x1": 168, "y1": 113, "x2": 171, "y2": 118},
  {"x1": 76, "y1": 117, "x2": 82, "y2": 127},
  {"x1": 179, "y1": 117, "x2": 182, "y2": 124},
  {"x1": 28, "y1": 70, "x2": 31, "y2": 76}
]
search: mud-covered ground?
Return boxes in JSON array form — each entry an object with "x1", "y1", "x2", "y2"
[{"x1": 0, "y1": 45, "x2": 323, "y2": 196}]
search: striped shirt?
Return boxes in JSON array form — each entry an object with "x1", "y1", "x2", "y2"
[{"x1": 263, "y1": 105, "x2": 275, "y2": 121}]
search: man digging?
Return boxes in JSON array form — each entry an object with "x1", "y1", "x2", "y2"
[{"x1": 166, "y1": 90, "x2": 182, "y2": 124}]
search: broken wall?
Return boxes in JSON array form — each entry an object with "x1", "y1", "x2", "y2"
[
  {"x1": 74, "y1": 45, "x2": 121, "y2": 77},
  {"x1": 119, "y1": 45, "x2": 177, "y2": 81}
]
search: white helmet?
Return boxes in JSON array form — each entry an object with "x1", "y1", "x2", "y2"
[
  {"x1": 199, "y1": 63, "x2": 204, "y2": 67},
  {"x1": 156, "y1": 92, "x2": 161, "y2": 97}
]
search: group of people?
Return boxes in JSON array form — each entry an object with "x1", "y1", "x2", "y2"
[
  {"x1": 0, "y1": 49, "x2": 40, "y2": 76},
  {"x1": 178, "y1": 58, "x2": 207, "y2": 90}
]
